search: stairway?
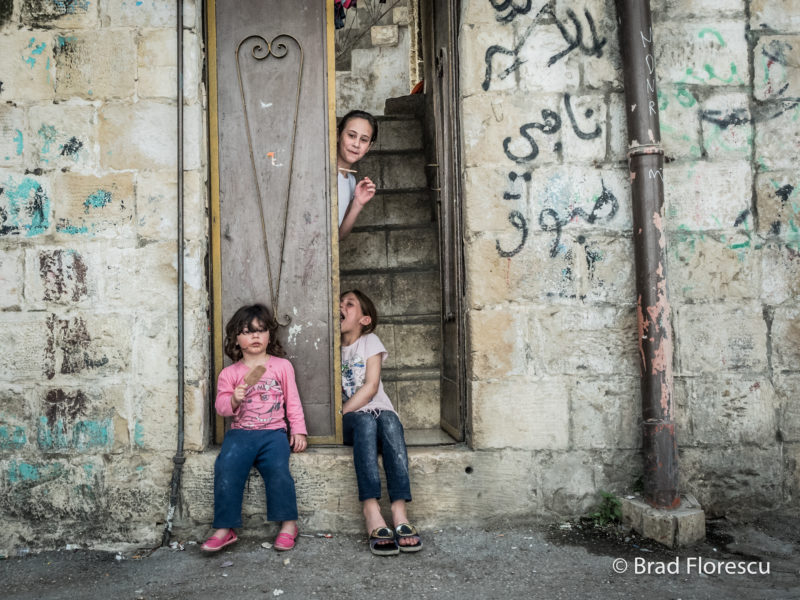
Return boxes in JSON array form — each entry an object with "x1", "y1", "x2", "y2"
[{"x1": 339, "y1": 97, "x2": 452, "y2": 445}]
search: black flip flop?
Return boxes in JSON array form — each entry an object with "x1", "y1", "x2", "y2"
[
  {"x1": 394, "y1": 523, "x2": 423, "y2": 553},
  {"x1": 369, "y1": 527, "x2": 400, "y2": 556}
]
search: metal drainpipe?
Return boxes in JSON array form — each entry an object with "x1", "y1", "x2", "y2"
[
  {"x1": 615, "y1": 0, "x2": 679, "y2": 509},
  {"x1": 162, "y1": 0, "x2": 186, "y2": 546}
]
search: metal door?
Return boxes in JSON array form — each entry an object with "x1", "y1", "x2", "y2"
[
  {"x1": 208, "y1": 0, "x2": 340, "y2": 443},
  {"x1": 430, "y1": 0, "x2": 465, "y2": 441}
]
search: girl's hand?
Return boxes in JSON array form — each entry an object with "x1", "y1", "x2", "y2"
[
  {"x1": 231, "y1": 383, "x2": 247, "y2": 408},
  {"x1": 353, "y1": 177, "x2": 376, "y2": 208},
  {"x1": 290, "y1": 433, "x2": 307, "y2": 453}
]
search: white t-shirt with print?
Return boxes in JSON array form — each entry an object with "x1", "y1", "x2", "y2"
[{"x1": 340, "y1": 333, "x2": 396, "y2": 415}]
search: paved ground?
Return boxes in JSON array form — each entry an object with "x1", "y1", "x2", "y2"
[{"x1": 1, "y1": 510, "x2": 798, "y2": 600}]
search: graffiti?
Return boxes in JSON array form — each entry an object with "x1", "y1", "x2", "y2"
[
  {"x1": 496, "y1": 210, "x2": 528, "y2": 257},
  {"x1": 700, "y1": 109, "x2": 750, "y2": 129},
  {"x1": 489, "y1": 0, "x2": 533, "y2": 23},
  {"x1": 564, "y1": 93, "x2": 601, "y2": 140},
  {"x1": 482, "y1": 44, "x2": 525, "y2": 91},
  {"x1": 503, "y1": 109, "x2": 561, "y2": 163},
  {"x1": 60, "y1": 136, "x2": 83, "y2": 157},
  {"x1": 538, "y1": 181, "x2": 618, "y2": 257},
  {"x1": 0, "y1": 425, "x2": 26, "y2": 450},
  {"x1": 0, "y1": 177, "x2": 50, "y2": 237},
  {"x1": 39, "y1": 249, "x2": 88, "y2": 302},
  {"x1": 542, "y1": 6, "x2": 606, "y2": 67},
  {"x1": 44, "y1": 315, "x2": 109, "y2": 379},
  {"x1": 84, "y1": 189, "x2": 112, "y2": 211},
  {"x1": 503, "y1": 171, "x2": 531, "y2": 200}
]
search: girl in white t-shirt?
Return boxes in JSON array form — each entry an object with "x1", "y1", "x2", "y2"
[
  {"x1": 339, "y1": 289, "x2": 423, "y2": 555},
  {"x1": 337, "y1": 110, "x2": 378, "y2": 240}
]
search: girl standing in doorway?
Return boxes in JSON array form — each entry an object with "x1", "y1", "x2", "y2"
[{"x1": 337, "y1": 110, "x2": 378, "y2": 240}]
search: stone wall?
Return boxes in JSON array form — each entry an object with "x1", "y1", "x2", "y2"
[
  {"x1": 460, "y1": 0, "x2": 799, "y2": 516},
  {"x1": 0, "y1": 0, "x2": 209, "y2": 553}
]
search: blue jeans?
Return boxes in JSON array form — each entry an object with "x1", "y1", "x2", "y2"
[
  {"x1": 342, "y1": 410, "x2": 412, "y2": 503},
  {"x1": 212, "y1": 428, "x2": 298, "y2": 527}
]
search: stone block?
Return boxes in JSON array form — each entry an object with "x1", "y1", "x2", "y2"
[
  {"x1": 28, "y1": 103, "x2": 97, "y2": 171},
  {"x1": 664, "y1": 161, "x2": 752, "y2": 231},
  {"x1": 607, "y1": 92, "x2": 627, "y2": 163},
  {"x1": 755, "y1": 170, "x2": 800, "y2": 238},
  {"x1": 372, "y1": 118, "x2": 422, "y2": 151},
  {"x1": 21, "y1": 0, "x2": 98, "y2": 28},
  {"x1": 135, "y1": 170, "x2": 205, "y2": 242},
  {"x1": 0, "y1": 248, "x2": 23, "y2": 308},
  {"x1": 761, "y1": 242, "x2": 800, "y2": 305},
  {"x1": 462, "y1": 92, "x2": 563, "y2": 169},
  {"x1": 656, "y1": 21, "x2": 748, "y2": 87},
  {"x1": 463, "y1": 165, "x2": 530, "y2": 235},
  {"x1": 371, "y1": 25, "x2": 398, "y2": 47},
  {"x1": 754, "y1": 101, "x2": 800, "y2": 171},
  {"x1": 387, "y1": 227, "x2": 438, "y2": 268},
  {"x1": 138, "y1": 29, "x2": 201, "y2": 102},
  {"x1": 135, "y1": 385, "x2": 180, "y2": 452},
  {"x1": 461, "y1": 0, "x2": 550, "y2": 27},
  {"x1": 656, "y1": 85, "x2": 702, "y2": 160},
  {"x1": 0, "y1": 32, "x2": 56, "y2": 102},
  {"x1": 679, "y1": 446, "x2": 783, "y2": 515},
  {"x1": 0, "y1": 174, "x2": 52, "y2": 238},
  {"x1": 24, "y1": 247, "x2": 96, "y2": 307},
  {"x1": 471, "y1": 377, "x2": 570, "y2": 450},
  {"x1": 771, "y1": 305, "x2": 800, "y2": 372},
  {"x1": 539, "y1": 451, "x2": 598, "y2": 515},
  {"x1": 0, "y1": 105, "x2": 25, "y2": 167},
  {"x1": 674, "y1": 303, "x2": 768, "y2": 375},
  {"x1": 100, "y1": 0, "x2": 194, "y2": 27},
  {"x1": 683, "y1": 377, "x2": 778, "y2": 446},
  {"x1": 528, "y1": 305, "x2": 639, "y2": 377},
  {"x1": 751, "y1": 0, "x2": 800, "y2": 31},
  {"x1": 667, "y1": 231, "x2": 761, "y2": 301},
  {"x1": 659, "y1": 0, "x2": 743, "y2": 18},
  {"x1": 389, "y1": 270, "x2": 440, "y2": 316},
  {"x1": 578, "y1": 236, "x2": 636, "y2": 304},
  {"x1": 383, "y1": 322, "x2": 439, "y2": 369},
  {"x1": 0, "y1": 313, "x2": 52, "y2": 379},
  {"x1": 459, "y1": 21, "x2": 518, "y2": 96},
  {"x1": 700, "y1": 92, "x2": 752, "y2": 160},
  {"x1": 0, "y1": 385, "x2": 31, "y2": 452},
  {"x1": 339, "y1": 230, "x2": 387, "y2": 270},
  {"x1": 560, "y1": 93, "x2": 608, "y2": 164},
  {"x1": 383, "y1": 192, "x2": 434, "y2": 226},
  {"x1": 621, "y1": 494, "x2": 705, "y2": 548},
  {"x1": 99, "y1": 102, "x2": 202, "y2": 171},
  {"x1": 517, "y1": 26, "x2": 583, "y2": 94},
  {"x1": 54, "y1": 30, "x2": 136, "y2": 100},
  {"x1": 100, "y1": 243, "x2": 177, "y2": 310},
  {"x1": 378, "y1": 152, "x2": 426, "y2": 190},
  {"x1": 775, "y1": 374, "x2": 800, "y2": 443},
  {"x1": 52, "y1": 172, "x2": 135, "y2": 239},
  {"x1": 392, "y1": 7, "x2": 409, "y2": 25},
  {"x1": 754, "y1": 36, "x2": 800, "y2": 101},
  {"x1": 395, "y1": 379, "x2": 439, "y2": 429},
  {"x1": 571, "y1": 377, "x2": 641, "y2": 450},
  {"x1": 468, "y1": 306, "x2": 526, "y2": 380}
]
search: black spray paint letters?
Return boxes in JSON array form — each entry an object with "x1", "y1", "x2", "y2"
[
  {"x1": 503, "y1": 109, "x2": 561, "y2": 163},
  {"x1": 564, "y1": 93, "x2": 602, "y2": 140},
  {"x1": 544, "y1": 6, "x2": 606, "y2": 67},
  {"x1": 489, "y1": 0, "x2": 533, "y2": 23},
  {"x1": 496, "y1": 210, "x2": 529, "y2": 257},
  {"x1": 503, "y1": 171, "x2": 531, "y2": 200},
  {"x1": 537, "y1": 181, "x2": 618, "y2": 258}
]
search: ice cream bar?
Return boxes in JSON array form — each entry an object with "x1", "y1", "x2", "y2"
[{"x1": 243, "y1": 364, "x2": 266, "y2": 387}]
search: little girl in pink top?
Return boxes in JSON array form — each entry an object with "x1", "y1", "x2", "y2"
[{"x1": 202, "y1": 304, "x2": 307, "y2": 553}]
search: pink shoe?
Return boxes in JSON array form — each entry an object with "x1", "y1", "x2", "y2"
[
  {"x1": 201, "y1": 529, "x2": 238, "y2": 552},
  {"x1": 274, "y1": 526, "x2": 298, "y2": 551}
]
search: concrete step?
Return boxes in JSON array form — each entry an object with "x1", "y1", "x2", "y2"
[
  {"x1": 384, "y1": 93, "x2": 425, "y2": 117},
  {"x1": 356, "y1": 152, "x2": 427, "y2": 190},
  {"x1": 340, "y1": 269, "x2": 440, "y2": 317},
  {"x1": 350, "y1": 191, "x2": 435, "y2": 229},
  {"x1": 372, "y1": 116, "x2": 423, "y2": 152},
  {"x1": 339, "y1": 226, "x2": 439, "y2": 271}
]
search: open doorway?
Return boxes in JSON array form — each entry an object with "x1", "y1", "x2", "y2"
[{"x1": 334, "y1": 0, "x2": 465, "y2": 445}]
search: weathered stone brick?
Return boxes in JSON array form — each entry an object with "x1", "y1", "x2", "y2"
[
  {"x1": 100, "y1": 0, "x2": 194, "y2": 28},
  {"x1": 771, "y1": 305, "x2": 800, "y2": 372},
  {"x1": 383, "y1": 322, "x2": 440, "y2": 369},
  {"x1": 0, "y1": 314, "x2": 52, "y2": 379},
  {"x1": 135, "y1": 169, "x2": 205, "y2": 242},
  {"x1": 0, "y1": 248, "x2": 23, "y2": 308},
  {"x1": 656, "y1": 21, "x2": 748, "y2": 88},
  {"x1": 0, "y1": 174, "x2": 52, "y2": 238},
  {"x1": 656, "y1": 85, "x2": 703, "y2": 160},
  {"x1": 607, "y1": 92, "x2": 627, "y2": 163},
  {"x1": 371, "y1": 25, "x2": 398, "y2": 47},
  {"x1": 754, "y1": 36, "x2": 800, "y2": 101},
  {"x1": 360, "y1": 192, "x2": 432, "y2": 227},
  {"x1": 53, "y1": 172, "x2": 135, "y2": 239},
  {"x1": 561, "y1": 93, "x2": 608, "y2": 164},
  {"x1": 21, "y1": 0, "x2": 98, "y2": 28},
  {"x1": 571, "y1": 377, "x2": 641, "y2": 450},
  {"x1": 775, "y1": 374, "x2": 800, "y2": 444},
  {"x1": 664, "y1": 161, "x2": 752, "y2": 232},
  {"x1": 528, "y1": 305, "x2": 639, "y2": 377},
  {"x1": 137, "y1": 29, "x2": 201, "y2": 102},
  {"x1": 517, "y1": 26, "x2": 582, "y2": 94},
  {"x1": 0, "y1": 32, "x2": 55, "y2": 102},
  {"x1": 395, "y1": 379, "x2": 439, "y2": 429},
  {"x1": 761, "y1": 242, "x2": 800, "y2": 305},
  {"x1": 459, "y1": 21, "x2": 517, "y2": 96},
  {"x1": 54, "y1": 30, "x2": 136, "y2": 100},
  {"x1": 755, "y1": 170, "x2": 800, "y2": 238},
  {"x1": 468, "y1": 306, "x2": 526, "y2": 380},
  {"x1": 387, "y1": 227, "x2": 438, "y2": 268},
  {"x1": 539, "y1": 450, "x2": 601, "y2": 514},
  {"x1": 28, "y1": 103, "x2": 97, "y2": 171},
  {"x1": 471, "y1": 377, "x2": 570, "y2": 450},
  {"x1": 751, "y1": 0, "x2": 800, "y2": 31},
  {"x1": 754, "y1": 101, "x2": 800, "y2": 171},
  {"x1": 340, "y1": 230, "x2": 387, "y2": 270},
  {"x1": 24, "y1": 247, "x2": 95, "y2": 307},
  {"x1": 371, "y1": 118, "x2": 422, "y2": 152},
  {"x1": 100, "y1": 243, "x2": 177, "y2": 310},
  {"x1": 700, "y1": 92, "x2": 752, "y2": 160},
  {"x1": 667, "y1": 231, "x2": 761, "y2": 301},
  {"x1": 0, "y1": 386, "x2": 30, "y2": 451},
  {"x1": 658, "y1": 0, "x2": 744, "y2": 18},
  {"x1": 682, "y1": 377, "x2": 778, "y2": 446},
  {"x1": 674, "y1": 303, "x2": 768, "y2": 375},
  {"x1": 578, "y1": 236, "x2": 636, "y2": 304},
  {"x1": 0, "y1": 106, "x2": 25, "y2": 167}
]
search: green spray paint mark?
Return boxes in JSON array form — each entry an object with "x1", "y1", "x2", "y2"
[
  {"x1": 56, "y1": 222, "x2": 90, "y2": 235},
  {"x1": 23, "y1": 38, "x2": 46, "y2": 69},
  {"x1": 7, "y1": 460, "x2": 40, "y2": 484},
  {"x1": 134, "y1": 421, "x2": 145, "y2": 448},
  {"x1": 38, "y1": 124, "x2": 57, "y2": 157},
  {"x1": 73, "y1": 419, "x2": 112, "y2": 451},
  {"x1": 0, "y1": 177, "x2": 51, "y2": 237},
  {"x1": 0, "y1": 426, "x2": 27, "y2": 450},
  {"x1": 13, "y1": 130, "x2": 23, "y2": 155},
  {"x1": 84, "y1": 189, "x2": 112, "y2": 211},
  {"x1": 675, "y1": 87, "x2": 696, "y2": 108},
  {"x1": 698, "y1": 28, "x2": 727, "y2": 47},
  {"x1": 37, "y1": 416, "x2": 69, "y2": 450}
]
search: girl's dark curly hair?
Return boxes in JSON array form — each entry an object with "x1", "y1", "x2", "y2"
[{"x1": 224, "y1": 304, "x2": 284, "y2": 361}]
